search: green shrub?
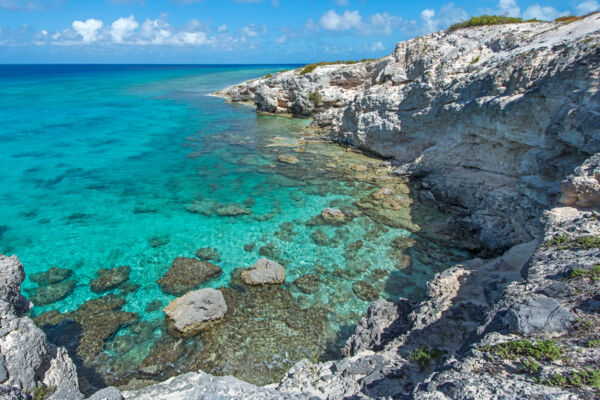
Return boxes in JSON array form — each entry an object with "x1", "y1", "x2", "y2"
[
  {"x1": 544, "y1": 368, "x2": 600, "y2": 389},
  {"x1": 543, "y1": 235, "x2": 600, "y2": 250},
  {"x1": 264, "y1": 73, "x2": 272, "y2": 78},
  {"x1": 299, "y1": 60, "x2": 362, "y2": 75},
  {"x1": 32, "y1": 386, "x2": 55, "y2": 400},
  {"x1": 555, "y1": 16, "x2": 583, "y2": 23},
  {"x1": 308, "y1": 90, "x2": 323, "y2": 106},
  {"x1": 570, "y1": 265, "x2": 600, "y2": 281},
  {"x1": 409, "y1": 347, "x2": 445, "y2": 371},
  {"x1": 449, "y1": 15, "x2": 523, "y2": 31},
  {"x1": 481, "y1": 339, "x2": 563, "y2": 361}
]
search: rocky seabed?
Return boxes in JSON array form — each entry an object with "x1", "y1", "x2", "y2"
[{"x1": 2, "y1": 14, "x2": 600, "y2": 399}]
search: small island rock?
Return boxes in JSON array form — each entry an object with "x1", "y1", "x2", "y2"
[
  {"x1": 241, "y1": 258, "x2": 285, "y2": 285},
  {"x1": 163, "y1": 288, "x2": 227, "y2": 338}
]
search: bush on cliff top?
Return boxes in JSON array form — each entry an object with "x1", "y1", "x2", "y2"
[
  {"x1": 299, "y1": 59, "x2": 376, "y2": 75},
  {"x1": 448, "y1": 15, "x2": 524, "y2": 31}
]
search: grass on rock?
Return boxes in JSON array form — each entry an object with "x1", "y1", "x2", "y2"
[
  {"x1": 299, "y1": 59, "x2": 376, "y2": 75},
  {"x1": 409, "y1": 347, "x2": 445, "y2": 371},
  {"x1": 481, "y1": 339, "x2": 564, "y2": 361},
  {"x1": 448, "y1": 15, "x2": 524, "y2": 31}
]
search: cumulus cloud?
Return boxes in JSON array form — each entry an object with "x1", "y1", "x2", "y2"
[
  {"x1": 576, "y1": 0, "x2": 600, "y2": 14},
  {"x1": 419, "y1": 2, "x2": 468, "y2": 34},
  {"x1": 217, "y1": 24, "x2": 227, "y2": 32},
  {"x1": 111, "y1": 15, "x2": 138, "y2": 43},
  {"x1": 320, "y1": 9, "x2": 362, "y2": 30},
  {"x1": 498, "y1": 0, "x2": 520, "y2": 17},
  {"x1": 522, "y1": 4, "x2": 567, "y2": 20},
  {"x1": 72, "y1": 18, "x2": 103, "y2": 43}
]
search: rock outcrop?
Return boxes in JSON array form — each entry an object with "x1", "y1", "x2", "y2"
[
  {"x1": 218, "y1": 14, "x2": 600, "y2": 254},
  {"x1": 157, "y1": 257, "x2": 222, "y2": 295},
  {"x1": 0, "y1": 255, "x2": 81, "y2": 397}
]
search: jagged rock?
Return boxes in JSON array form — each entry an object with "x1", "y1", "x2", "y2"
[
  {"x1": 30, "y1": 267, "x2": 73, "y2": 286},
  {"x1": 343, "y1": 299, "x2": 412, "y2": 356},
  {"x1": 157, "y1": 257, "x2": 222, "y2": 295},
  {"x1": 121, "y1": 371, "x2": 293, "y2": 400},
  {"x1": 0, "y1": 385, "x2": 30, "y2": 400},
  {"x1": 559, "y1": 153, "x2": 600, "y2": 208},
  {"x1": 293, "y1": 274, "x2": 320, "y2": 294},
  {"x1": 352, "y1": 281, "x2": 379, "y2": 301},
  {"x1": 30, "y1": 280, "x2": 75, "y2": 305},
  {"x1": 163, "y1": 288, "x2": 227, "y2": 338},
  {"x1": 0, "y1": 254, "x2": 31, "y2": 314},
  {"x1": 241, "y1": 258, "x2": 285, "y2": 285},
  {"x1": 195, "y1": 247, "x2": 221, "y2": 261},
  {"x1": 90, "y1": 266, "x2": 130, "y2": 293},
  {"x1": 277, "y1": 154, "x2": 299, "y2": 164}
]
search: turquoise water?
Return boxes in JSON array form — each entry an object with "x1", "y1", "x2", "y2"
[{"x1": 0, "y1": 65, "x2": 468, "y2": 390}]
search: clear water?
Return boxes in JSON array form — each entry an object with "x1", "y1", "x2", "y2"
[{"x1": 0, "y1": 65, "x2": 468, "y2": 390}]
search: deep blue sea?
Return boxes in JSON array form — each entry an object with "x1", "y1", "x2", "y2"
[{"x1": 0, "y1": 64, "x2": 467, "y2": 390}]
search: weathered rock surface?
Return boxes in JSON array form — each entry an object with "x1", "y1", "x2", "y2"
[
  {"x1": 241, "y1": 258, "x2": 285, "y2": 285},
  {"x1": 0, "y1": 254, "x2": 80, "y2": 396},
  {"x1": 219, "y1": 14, "x2": 600, "y2": 254},
  {"x1": 90, "y1": 266, "x2": 131, "y2": 293},
  {"x1": 559, "y1": 153, "x2": 600, "y2": 208},
  {"x1": 157, "y1": 257, "x2": 222, "y2": 295},
  {"x1": 163, "y1": 288, "x2": 227, "y2": 338},
  {"x1": 195, "y1": 247, "x2": 221, "y2": 261}
]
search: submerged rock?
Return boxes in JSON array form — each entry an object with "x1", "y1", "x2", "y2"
[
  {"x1": 214, "y1": 204, "x2": 252, "y2": 217},
  {"x1": 321, "y1": 208, "x2": 346, "y2": 224},
  {"x1": 148, "y1": 236, "x2": 169, "y2": 248},
  {"x1": 241, "y1": 258, "x2": 285, "y2": 285},
  {"x1": 30, "y1": 280, "x2": 76, "y2": 306},
  {"x1": 157, "y1": 257, "x2": 222, "y2": 296},
  {"x1": 310, "y1": 229, "x2": 330, "y2": 246},
  {"x1": 163, "y1": 288, "x2": 227, "y2": 338},
  {"x1": 145, "y1": 300, "x2": 163, "y2": 312},
  {"x1": 352, "y1": 281, "x2": 379, "y2": 301},
  {"x1": 90, "y1": 266, "x2": 131, "y2": 293},
  {"x1": 195, "y1": 247, "x2": 221, "y2": 261},
  {"x1": 293, "y1": 274, "x2": 320, "y2": 294},
  {"x1": 30, "y1": 267, "x2": 73, "y2": 286},
  {"x1": 277, "y1": 154, "x2": 299, "y2": 164}
]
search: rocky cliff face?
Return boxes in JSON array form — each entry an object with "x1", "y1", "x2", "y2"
[
  {"x1": 218, "y1": 14, "x2": 600, "y2": 254},
  {"x1": 2, "y1": 15, "x2": 599, "y2": 400}
]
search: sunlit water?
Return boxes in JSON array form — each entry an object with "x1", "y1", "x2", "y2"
[{"x1": 0, "y1": 65, "x2": 468, "y2": 391}]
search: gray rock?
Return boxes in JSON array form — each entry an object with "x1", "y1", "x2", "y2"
[
  {"x1": 157, "y1": 257, "x2": 222, "y2": 296},
  {"x1": 30, "y1": 267, "x2": 73, "y2": 286},
  {"x1": 343, "y1": 299, "x2": 412, "y2": 356},
  {"x1": 559, "y1": 153, "x2": 600, "y2": 208},
  {"x1": 0, "y1": 254, "x2": 31, "y2": 314},
  {"x1": 47, "y1": 386, "x2": 84, "y2": 400},
  {"x1": 195, "y1": 247, "x2": 221, "y2": 261},
  {"x1": 503, "y1": 295, "x2": 576, "y2": 336},
  {"x1": 0, "y1": 352, "x2": 8, "y2": 383},
  {"x1": 0, "y1": 384, "x2": 30, "y2": 400},
  {"x1": 86, "y1": 387, "x2": 122, "y2": 400},
  {"x1": 163, "y1": 288, "x2": 227, "y2": 338},
  {"x1": 241, "y1": 258, "x2": 285, "y2": 285}
]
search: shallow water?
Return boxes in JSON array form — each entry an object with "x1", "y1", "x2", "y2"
[{"x1": 0, "y1": 65, "x2": 469, "y2": 391}]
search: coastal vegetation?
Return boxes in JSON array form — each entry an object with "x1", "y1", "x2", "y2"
[
  {"x1": 448, "y1": 15, "x2": 525, "y2": 31},
  {"x1": 299, "y1": 59, "x2": 376, "y2": 75}
]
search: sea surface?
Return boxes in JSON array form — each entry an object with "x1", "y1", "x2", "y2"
[{"x1": 0, "y1": 65, "x2": 468, "y2": 391}]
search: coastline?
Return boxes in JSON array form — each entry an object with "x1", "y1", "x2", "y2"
[{"x1": 1, "y1": 13, "x2": 599, "y2": 399}]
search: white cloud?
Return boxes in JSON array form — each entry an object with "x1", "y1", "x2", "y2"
[
  {"x1": 522, "y1": 4, "x2": 567, "y2": 20},
  {"x1": 498, "y1": 0, "x2": 520, "y2": 17},
  {"x1": 217, "y1": 24, "x2": 227, "y2": 32},
  {"x1": 111, "y1": 15, "x2": 138, "y2": 43},
  {"x1": 275, "y1": 34, "x2": 287, "y2": 43},
  {"x1": 369, "y1": 41, "x2": 383, "y2": 51},
  {"x1": 320, "y1": 9, "x2": 362, "y2": 30},
  {"x1": 419, "y1": 2, "x2": 468, "y2": 34},
  {"x1": 72, "y1": 18, "x2": 103, "y2": 43},
  {"x1": 304, "y1": 18, "x2": 319, "y2": 32},
  {"x1": 576, "y1": 0, "x2": 599, "y2": 14},
  {"x1": 0, "y1": 0, "x2": 55, "y2": 11}
]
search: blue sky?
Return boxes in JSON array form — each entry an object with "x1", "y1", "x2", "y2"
[{"x1": 0, "y1": 0, "x2": 597, "y2": 63}]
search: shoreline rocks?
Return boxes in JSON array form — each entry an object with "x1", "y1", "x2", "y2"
[
  {"x1": 90, "y1": 266, "x2": 130, "y2": 293},
  {"x1": 163, "y1": 288, "x2": 227, "y2": 338}
]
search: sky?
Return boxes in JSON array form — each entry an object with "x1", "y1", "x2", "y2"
[{"x1": 0, "y1": 0, "x2": 598, "y2": 63}]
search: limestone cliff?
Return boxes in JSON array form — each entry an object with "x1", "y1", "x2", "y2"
[{"x1": 218, "y1": 14, "x2": 600, "y2": 254}]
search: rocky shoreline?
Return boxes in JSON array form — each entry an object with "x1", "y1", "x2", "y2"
[{"x1": 1, "y1": 14, "x2": 599, "y2": 399}]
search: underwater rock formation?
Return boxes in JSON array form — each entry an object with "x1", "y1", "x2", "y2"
[
  {"x1": 241, "y1": 258, "x2": 285, "y2": 285},
  {"x1": 157, "y1": 257, "x2": 222, "y2": 295},
  {"x1": 163, "y1": 288, "x2": 227, "y2": 338},
  {"x1": 90, "y1": 266, "x2": 130, "y2": 293}
]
